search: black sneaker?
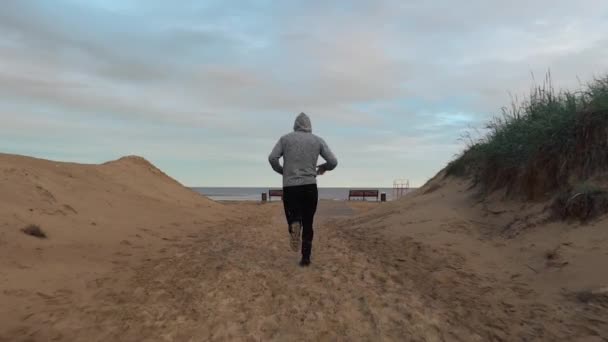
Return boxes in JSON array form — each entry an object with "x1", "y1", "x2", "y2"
[{"x1": 299, "y1": 257, "x2": 311, "y2": 267}]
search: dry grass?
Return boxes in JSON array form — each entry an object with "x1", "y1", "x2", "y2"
[{"x1": 551, "y1": 185, "x2": 608, "y2": 222}]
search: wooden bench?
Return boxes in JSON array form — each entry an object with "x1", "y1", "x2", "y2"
[
  {"x1": 348, "y1": 189, "x2": 379, "y2": 201},
  {"x1": 268, "y1": 189, "x2": 283, "y2": 201}
]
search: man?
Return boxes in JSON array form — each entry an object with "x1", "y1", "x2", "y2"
[{"x1": 268, "y1": 112, "x2": 338, "y2": 267}]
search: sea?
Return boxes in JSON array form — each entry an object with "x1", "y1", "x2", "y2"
[{"x1": 191, "y1": 187, "x2": 415, "y2": 202}]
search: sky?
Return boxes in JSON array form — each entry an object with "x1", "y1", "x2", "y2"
[{"x1": 1, "y1": 1, "x2": 608, "y2": 187}]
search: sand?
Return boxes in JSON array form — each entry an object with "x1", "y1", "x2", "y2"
[{"x1": 1, "y1": 153, "x2": 607, "y2": 341}]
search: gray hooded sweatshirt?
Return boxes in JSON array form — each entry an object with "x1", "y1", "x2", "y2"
[{"x1": 268, "y1": 113, "x2": 338, "y2": 187}]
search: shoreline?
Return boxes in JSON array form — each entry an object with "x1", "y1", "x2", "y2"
[{"x1": 192, "y1": 187, "x2": 417, "y2": 202}]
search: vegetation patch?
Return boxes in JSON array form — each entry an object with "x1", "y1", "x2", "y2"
[
  {"x1": 551, "y1": 183, "x2": 608, "y2": 222},
  {"x1": 446, "y1": 73, "x2": 608, "y2": 202}
]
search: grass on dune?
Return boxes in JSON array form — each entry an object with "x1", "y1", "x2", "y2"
[{"x1": 446, "y1": 72, "x2": 608, "y2": 200}]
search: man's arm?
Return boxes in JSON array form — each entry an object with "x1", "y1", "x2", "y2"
[
  {"x1": 317, "y1": 138, "x2": 338, "y2": 174},
  {"x1": 268, "y1": 138, "x2": 284, "y2": 174}
]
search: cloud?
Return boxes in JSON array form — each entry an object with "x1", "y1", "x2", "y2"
[{"x1": 1, "y1": 0, "x2": 608, "y2": 186}]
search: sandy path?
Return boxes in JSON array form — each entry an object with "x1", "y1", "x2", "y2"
[
  {"x1": 1, "y1": 202, "x2": 438, "y2": 341},
  {"x1": 1, "y1": 200, "x2": 598, "y2": 341}
]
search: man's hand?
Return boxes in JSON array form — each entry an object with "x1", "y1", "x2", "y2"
[{"x1": 317, "y1": 165, "x2": 326, "y2": 175}]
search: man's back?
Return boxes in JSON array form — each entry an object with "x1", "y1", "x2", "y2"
[
  {"x1": 268, "y1": 113, "x2": 338, "y2": 187},
  {"x1": 268, "y1": 112, "x2": 338, "y2": 266}
]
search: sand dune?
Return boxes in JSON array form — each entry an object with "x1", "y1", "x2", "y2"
[
  {"x1": 0, "y1": 153, "x2": 235, "y2": 340},
  {"x1": 1, "y1": 153, "x2": 607, "y2": 341},
  {"x1": 337, "y1": 176, "x2": 608, "y2": 340}
]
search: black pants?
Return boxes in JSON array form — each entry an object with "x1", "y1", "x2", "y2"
[{"x1": 282, "y1": 184, "x2": 318, "y2": 258}]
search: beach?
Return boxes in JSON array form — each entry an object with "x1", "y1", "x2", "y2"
[
  {"x1": 4, "y1": 1, "x2": 608, "y2": 340},
  {"x1": 1, "y1": 153, "x2": 607, "y2": 341}
]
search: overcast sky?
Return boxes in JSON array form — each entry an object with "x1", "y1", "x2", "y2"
[{"x1": 1, "y1": 0, "x2": 607, "y2": 187}]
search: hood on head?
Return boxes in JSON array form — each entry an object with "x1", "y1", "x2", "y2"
[{"x1": 293, "y1": 112, "x2": 312, "y2": 132}]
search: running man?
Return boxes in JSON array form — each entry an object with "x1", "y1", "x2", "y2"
[{"x1": 268, "y1": 112, "x2": 338, "y2": 266}]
